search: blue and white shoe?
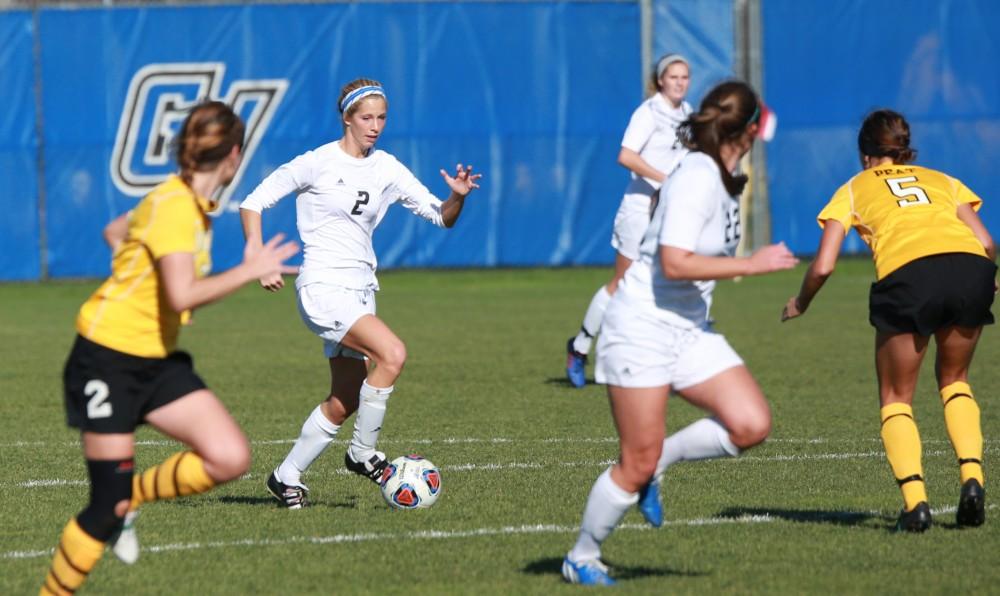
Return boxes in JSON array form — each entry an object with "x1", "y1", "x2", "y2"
[
  {"x1": 566, "y1": 338, "x2": 587, "y2": 388},
  {"x1": 562, "y1": 556, "x2": 616, "y2": 586},
  {"x1": 637, "y1": 477, "x2": 663, "y2": 527}
]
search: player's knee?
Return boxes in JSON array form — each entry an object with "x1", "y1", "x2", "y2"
[
  {"x1": 77, "y1": 459, "x2": 133, "y2": 541},
  {"x1": 619, "y1": 447, "x2": 659, "y2": 486},
  {"x1": 730, "y1": 413, "x2": 771, "y2": 449},
  {"x1": 379, "y1": 340, "x2": 407, "y2": 378},
  {"x1": 203, "y1": 435, "x2": 252, "y2": 482}
]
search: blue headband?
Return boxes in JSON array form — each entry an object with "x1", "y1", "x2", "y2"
[
  {"x1": 339, "y1": 85, "x2": 386, "y2": 113},
  {"x1": 747, "y1": 103, "x2": 760, "y2": 127}
]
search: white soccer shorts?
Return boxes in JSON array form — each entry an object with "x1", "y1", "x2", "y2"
[
  {"x1": 610, "y1": 192, "x2": 654, "y2": 261},
  {"x1": 595, "y1": 298, "x2": 744, "y2": 389},
  {"x1": 296, "y1": 282, "x2": 376, "y2": 359}
]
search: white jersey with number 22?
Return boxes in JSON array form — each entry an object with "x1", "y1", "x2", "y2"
[{"x1": 618, "y1": 152, "x2": 742, "y2": 327}]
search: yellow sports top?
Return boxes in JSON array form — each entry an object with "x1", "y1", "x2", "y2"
[
  {"x1": 77, "y1": 175, "x2": 214, "y2": 358},
  {"x1": 818, "y1": 164, "x2": 986, "y2": 280}
]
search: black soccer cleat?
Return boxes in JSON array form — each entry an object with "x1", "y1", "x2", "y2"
[
  {"x1": 266, "y1": 471, "x2": 309, "y2": 509},
  {"x1": 344, "y1": 450, "x2": 389, "y2": 484},
  {"x1": 894, "y1": 501, "x2": 932, "y2": 533},
  {"x1": 956, "y1": 478, "x2": 985, "y2": 528}
]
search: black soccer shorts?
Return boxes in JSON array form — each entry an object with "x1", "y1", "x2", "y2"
[
  {"x1": 869, "y1": 252, "x2": 996, "y2": 336},
  {"x1": 63, "y1": 335, "x2": 206, "y2": 433}
]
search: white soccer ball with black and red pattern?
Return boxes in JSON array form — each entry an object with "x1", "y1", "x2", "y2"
[{"x1": 380, "y1": 454, "x2": 442, "y2": 509}]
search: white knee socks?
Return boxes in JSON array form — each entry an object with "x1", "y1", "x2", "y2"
[
  {"x1": 655, "y1": 417, "x2": 741, "y2": 477},
  {"x1": 573, "y1": 286, "x2": 612, "y2": 355},
  {"x1": 568, "y1": 467, "x2": 638, "y2": 563},
  {"x1": 349, "y1": 380, "x2": 393, "y2": 461},
  {"x1": 276, "y1": 405, "x2": 341, "y2": 487}
]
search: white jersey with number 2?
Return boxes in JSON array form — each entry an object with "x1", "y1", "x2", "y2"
[
  {"x1": 240, "y1": 141, "x2": 446, "y2": 291},
  {"x1": 618, "y1": 152, "x2": 742, "y2": 327}
]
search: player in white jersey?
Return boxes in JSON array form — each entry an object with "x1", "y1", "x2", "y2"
[
  {"x1": 562, "y1": 81, "x2": 797, "y2": 586},
  {"x1": 566, "y1": 53, "x2": 693, "y2": 387},
  {"x1": 239, "y1": 78, "x2": 481, "y2": 508}
]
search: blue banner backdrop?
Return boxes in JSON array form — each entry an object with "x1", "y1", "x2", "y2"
[
  {"x1": 34, "y1": 2, "x2": 640, "y2": 278},
  {"x1": 764, "y1": 0, "x2": 1000, "y2": 256},
  {"x1": 6, "y1": 1, "x2": 997, "y2": 280},
  {"x1": 0, "y1": 11, "x2": 40, "y2": 281},
  {"x1": 653, "y1": 0, "x2": 735, "y2": 108}
]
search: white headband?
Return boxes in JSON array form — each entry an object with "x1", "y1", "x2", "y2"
[
  {"x1": 339, "y1": 85, "x2": 386, "y2": 113},
  {"x1": 655, "y1": 53, "x2": 689, "y2": 79}
]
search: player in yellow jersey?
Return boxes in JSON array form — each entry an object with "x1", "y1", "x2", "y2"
[
  {"x1": 782, "y1": 109, "x2": 996, "y2": 532},
  {"x1": 40, "y1": 101, "x2": 299, "y2": 596}
]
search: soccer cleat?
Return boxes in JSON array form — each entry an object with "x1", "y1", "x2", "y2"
[
  {"x1": 894, "y1": 501, "x2": 932, "y2": 533},
  {"x1": 565, "y1": 338, "x2": 587, "y2": 388},
  {"x1": 344, "y1": 450, "x2": 389, "y2": 484},
  {"x1": 562, "y1": 556, "x2": 615, "y2": 586},
  {"x1": 637, "y1": 477, "x2": 663, "y2": 528},
  {"x1": 956, "y1": 478, "x2": 985, "y2": 527},
  {"x1": 266, "y1": 471, "x2": 309, "y2": 509},
  {"x1": 109, "y1": 510, "x2": 139, "y2": 564}
]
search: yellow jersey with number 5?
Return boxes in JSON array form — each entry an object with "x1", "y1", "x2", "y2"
[
  {"x1": 76, "y1": 175, "x2": 214, "y2": 358},
  {"x1": 817, "y1": 164, "x2": 986, "y2": 280}
]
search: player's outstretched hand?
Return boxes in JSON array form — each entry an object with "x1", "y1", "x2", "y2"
[
  {"x1": 440, "y1": 163, "x2": 482, "y2": 197},
  {"x1": 781, "y1": 296, "x2": 804, "y2": 322},
  {"x1": 244, "y1": 234, "x2": 299, "y2": 292},
  {"x1": 748, "y1": 242, "x2": 798, "y2": 275}
]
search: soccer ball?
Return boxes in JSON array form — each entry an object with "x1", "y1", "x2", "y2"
[{"x1": 380, "y1": 454, "x2": 442, "y2": 509}]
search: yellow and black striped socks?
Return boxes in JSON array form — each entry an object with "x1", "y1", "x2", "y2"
[
  {"x1": 880, "y1": 403, "x2": 927, "y2": 511},
  {"x1": 131, "y1": 450, "x2": 216, "y2": 510},
  {"x1": 940, "y1": 381, "x2": 984, "y2": 486},
  {"x1": 40, "y1": 518, "x2": 104, "y2": 596}
]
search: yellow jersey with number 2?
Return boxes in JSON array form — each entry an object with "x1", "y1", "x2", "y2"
[
  {"x1": 817, "y1": 164, "x2": 986, "y2": 281},
  {"x1": 76, "y1": 175, "x2": 214, "y2": 358}
]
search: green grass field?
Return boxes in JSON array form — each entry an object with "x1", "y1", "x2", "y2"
[{"x1": 2, "y1": 262, "x2": 998, "y2": 594}]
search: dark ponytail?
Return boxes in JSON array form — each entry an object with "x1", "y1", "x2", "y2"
[
  {"x1": 676, "y1": 80, "x2": 759, "y2": 195},
  {"x1": 857, "y1": 109, "x2": 916, "y2": 164}
]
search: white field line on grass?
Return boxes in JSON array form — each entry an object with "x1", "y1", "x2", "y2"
[
  {"x1": 12, "y1": 446, "x2": 997, "y2": 490},
  {"x1": 0, "y1": 437, "x2": 990, "y2": 450},
  {"x1": 5, "y1": 504, "x2": 996, "y2": 562},
  {"x1": 0, "y1": 518, "x2": 780, "y2": 561}
]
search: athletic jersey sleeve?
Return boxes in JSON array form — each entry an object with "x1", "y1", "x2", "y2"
[
  {"x1": 949, "y1": 175, "x2": 983, "y2": 211},
  {"x1": 142, "y1": 194, "x2": 198, "y2": 259},
  {"x1": 658, "y1": 164, "x2": 717, "y2": 251},
  {"x1": 621, "y1": 103, "x2": 654, "y2": 153},
  {"x1": 386, "y1": 157, "x2": 446, "y2": 227},
  {"x1": 240, "y1": 151, "x2": 316, "y2": 212},
  {"x1": 816, "y1": 183, "x2": 853, "y2": 235}
]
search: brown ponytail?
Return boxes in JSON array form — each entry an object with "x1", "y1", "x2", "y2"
[
  {"x1": 175, "y1": 101, "x2": 245, "y2": 186},
  {"x1": 857, "y1": 109, "x2": 917, "y2": 164},
  {"x1": 676, "y1": 80, "x2": 759, "y2": 195}
]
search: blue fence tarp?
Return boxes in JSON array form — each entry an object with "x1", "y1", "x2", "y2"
[
  {"x1": 4, "y1": 1, "x2": 1000, "y2": 280},
  {"x1": 0, "y1": 11, "x2": 40, "y2": 281},
  {"x1": 764, "y1": 0, "x2": 1000, "y2": 255},
  {"x1": 33, "y1": 2, "x2": 640, "y2": 278},
  {"x1": 653, "y1": 0, "x2": 734, "y2": 106}
]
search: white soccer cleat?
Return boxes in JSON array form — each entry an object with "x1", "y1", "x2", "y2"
[{"x1": 110, "y1": 510, "x2": 139, "y2": 564}]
